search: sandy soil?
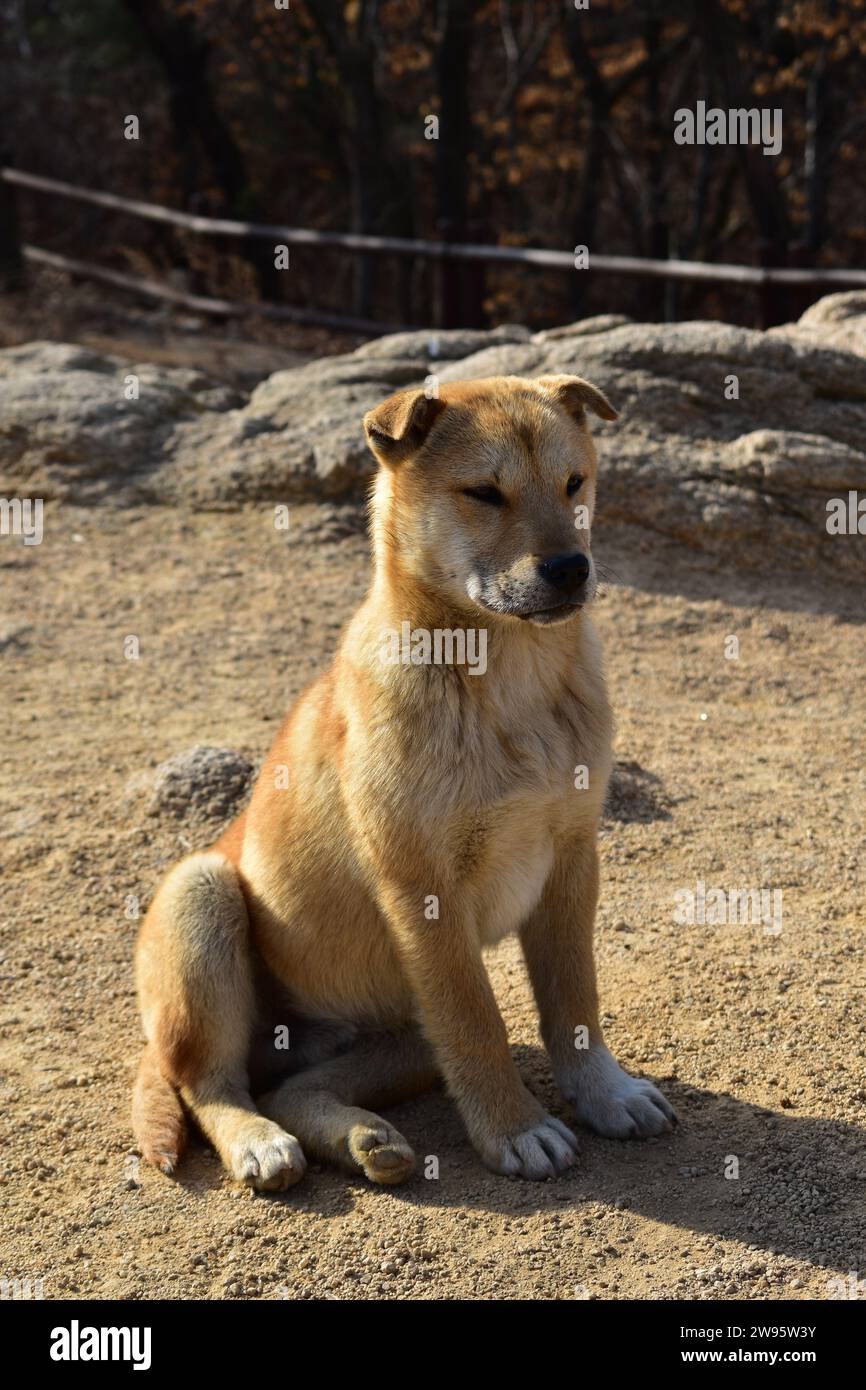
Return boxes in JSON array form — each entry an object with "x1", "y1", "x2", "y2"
[{"x1": 1, "y1": 496, "x2": 864, "y2": 1302}]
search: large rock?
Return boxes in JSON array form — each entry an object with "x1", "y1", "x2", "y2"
[
  {"x1": 0, "y1": 342, "x2": 240, "y2": 504},
  {"x1": 772, "y1": 290, "x2": 866, "y2": 357},
  {"x1": 2, "y1": 296, "x2": 866, "y2": 574}
]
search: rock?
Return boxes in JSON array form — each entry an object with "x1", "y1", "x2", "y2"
[
  {"x1": 286, "y1": 502, "x2": 367, "y2": 545},
  {"x1": 0, "y1": 341, "x2": 241, "y2": 504},
  {"x1": 533, "y1": 314, "x2": 632, "y2": 341},
  {"x1": 772, "y1": 290, "x2": 866, "y2": 358},
  {"x1": 164, "y1": 352, "x2": 424, "y2": 505},
  {"x1": 432, "y1": 315, "x2": 866, "y2": 575},
  {"x1": 3, "y1": 294, "x2": 866, "y2": 575},
  {"x1": 352, "y1": 323, "x2": 530, "y2": 362},
  {"x1": 145, "y1": 746, "x2": 253, "y2": 820}
]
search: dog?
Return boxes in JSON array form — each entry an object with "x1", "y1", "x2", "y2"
[{"x1": 132, "y1": 372, "x2": 675, "y2": 1190}]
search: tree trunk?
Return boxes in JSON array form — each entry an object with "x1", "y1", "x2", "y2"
[
  {"x1": 304, "y1": 1, "x2": 413, "y2": 320},
  {"x1": 692, "y1": 0, "x2": 791, "y2": 324},
  {"x1": 433, "y1": 0, "x2": 485, "y2": 328},
  {"x1": 644, "y1": 2, "x2": 669, "y2": 319},
  {"x1": 122, "y1": 0, "x2": 280, "y2": 301},
  {"x1": 0, "y1": 158, "x2": 25, "y2": 292}
]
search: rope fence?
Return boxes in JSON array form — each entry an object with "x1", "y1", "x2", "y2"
[{"x1": 3, "y1": 166, "x2": 866, "y2": 332}]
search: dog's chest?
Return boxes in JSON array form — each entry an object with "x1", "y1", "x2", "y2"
[
  {"x1": 476, "y1": 670, "x2": 609, "y2": 812},
  {"x1": 455, "y1": 674, "x2": 610, "y2": 947},
  {"x1": 476, "y1": 815, "x2": 556, "y2": 946}
]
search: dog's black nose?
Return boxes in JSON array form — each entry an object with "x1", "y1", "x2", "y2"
[{"x1": 537, "y1": 551, "x2": 590, "y2": 594}]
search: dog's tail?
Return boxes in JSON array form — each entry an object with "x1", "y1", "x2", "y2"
[{"x1": 132, "y1": 1043, "x2": 186, "y2": 1175}]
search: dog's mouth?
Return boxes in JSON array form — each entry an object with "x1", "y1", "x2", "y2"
[
  {"x1": 472, "y1": 595, "x2": 584, "y2": 624},
  {"x1": 519, "y1": 600, "x2": 583, "y2": 626},
  {"x1": 469, "y1": 592, "x2": 586, "y2": 625},
  {"x1": 466, "y1": 573, "x2": 592, "y2": 626}
]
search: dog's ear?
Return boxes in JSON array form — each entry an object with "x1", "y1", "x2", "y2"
[
  {"x1": 363, "y1": 388, "x2": 446, "y2": 466},
  {"x1": 536, "y1": 375, "x2": 618, "y2": 424}
]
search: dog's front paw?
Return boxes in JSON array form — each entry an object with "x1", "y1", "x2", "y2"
[
  {"x1": 227, "y1": 1119, "x2": 307, "y2": 1191},
  {"x1": 480, "y1": 1114, "x2": 579, "y2": 1180},
  {"x1": 567, "y1": 1044, "x2": 676, "y2": 1139}
]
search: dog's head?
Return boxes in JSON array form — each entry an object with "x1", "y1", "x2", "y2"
[{"x1": 363, "y1": 374, "x2": 617, "y2": 626}]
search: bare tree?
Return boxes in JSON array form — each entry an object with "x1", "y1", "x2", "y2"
[
  {"x1": 432, "y1": 0, "x2": 485, "y2": 326},
  {"x1": 122, "y1": 0, "x2": 279, "y2": 299},
  {"x1": 690, "y1": 0, "x2": 791, "y2": 321},
  {"x1": 563, "y1": 0, "x2": 687, "y2": 316},
  {"x1": 302, "y1": 0, "x2": 412, "y2": 318}
]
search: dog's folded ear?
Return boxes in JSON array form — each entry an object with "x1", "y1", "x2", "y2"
[
  {"x1": 536, "y1": 375, "x2": 618, "y2": 424},
  {"x1": 363, "y1": 388, "x2": 447, "y2": 465}
]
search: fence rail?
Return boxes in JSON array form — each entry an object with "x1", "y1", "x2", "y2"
[
  {"x1": 20, "y1": 246, "x2": 406, "y2": 335},
  {"x1": 4, "y1": 166, "x2": 866, "y2": 332}
]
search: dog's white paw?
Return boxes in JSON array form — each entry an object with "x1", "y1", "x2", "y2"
[
  {"x1": 567, "y1": 1045, "x2": 676, "y2": 1139},
  {"x1": 482, "y1": 1114, "x2": 579, "y2": 1180},
  {"x1": 228, "y1": 1120, "x2": 307, "y2": 1191}
]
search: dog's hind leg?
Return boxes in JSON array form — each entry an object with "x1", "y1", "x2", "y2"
[
  {"x1": 134, "y1": 851, "x2": 305, "y2": 1191},
  {"x1": 257, "y1": 1027, "x2": 437, "y2": 1186}
]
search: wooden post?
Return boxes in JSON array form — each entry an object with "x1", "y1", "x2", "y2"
[
  {"x1": 436, "y1": 219, "x2": 486, "y2": 330},
  {"x1": 0, "y1": 160, "x2": 25, "y2": 291},
  {"x1": 757, "y1": 238, "x2": 790, "y2": 328},
  {"x1": 463, "y1": 217, "x2": 487, "y2": 329},
  {"x1": 435, "y1": 217, "x2": 458, "y2": 330},
  {"x1": 788, "y1": 241, "x2": 819, "y2": 323}
]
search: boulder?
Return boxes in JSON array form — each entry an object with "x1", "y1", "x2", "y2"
[
  {"x1": 2, "y1": 294, "x2": 866, "y2": 574},
  {"x1": 771, "y1": 290, "x2": 866, "y2": 358},
  {"x1": 0, "y1": 341, "x2": 240, "y2": 504}
]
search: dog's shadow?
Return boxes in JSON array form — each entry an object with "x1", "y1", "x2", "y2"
[
  {"x1": 175, "y1": 1046, "x2": 865, "y2": 1273},
  {"x1": 366, "y1": 1051, "x2": 866, "y2": 1274}
]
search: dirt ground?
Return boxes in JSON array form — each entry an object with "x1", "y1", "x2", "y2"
[{"x1": 1, "y1": 488, "x2": 865, "y2": 1302}]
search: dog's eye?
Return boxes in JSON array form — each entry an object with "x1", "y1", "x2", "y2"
[
  {"x1": 566, "y1": 474, "x2": 585, "y2": 497},
  {"x1": 463, "y1": 484, "x2": 505, "y2": 506}
]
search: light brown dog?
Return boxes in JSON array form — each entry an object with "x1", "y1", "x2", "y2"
[{"x1": 132, "y1": 373, "x2": 675, "y2": 1190}]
